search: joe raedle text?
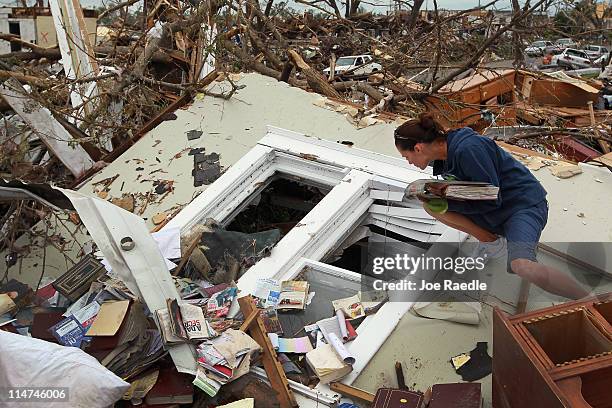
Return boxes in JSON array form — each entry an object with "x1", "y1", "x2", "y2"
[{"x1": 373, "y1": 279, "x2": 488, "y2": 291}]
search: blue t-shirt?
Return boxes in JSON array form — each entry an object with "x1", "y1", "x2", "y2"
[{"x1": 432, "y1": 127, "x2": 547, "y2": 229}]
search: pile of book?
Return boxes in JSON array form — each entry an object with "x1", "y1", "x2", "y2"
[{"x1": 194, "y1": 329, "x2": 261, "y2": 396}]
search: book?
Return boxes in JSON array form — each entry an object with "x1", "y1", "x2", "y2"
[
  {"x1": 404, "y1": 180, "x2": 499, "y2": 201},
  {"x1": 52, "y1": 255, "x2": 106, "y2": 302},
  {"x1": 193, "y1": 366, "x2": 222, "y2": 397},
  {"x1": 305, "y1": 343, "x2": 353, "y2": 384},
  {"x1": 31, "y1": 309, "x2": 67, "y2": 342},
  {"x1": 259, "y1": 308, "x2": 283, "y2": 334},
  {"x1": 253, "y1": 278, "x2": 281, "y2": 308},
  {"x1": 277, "y1": 281, "x2": 309, "y2": 310},
  {"x1": 145, "y1": 367, "x2": 194, "y2": 405},
  {"x1": 49, "y1": 315, "x2": 87, "y2": 347},
  {"x1": 332, "y1": 295, "x2": 365, "y2": 320},
  {"x1": 158, "y1": 299, "x2": 212, "y2": 343},
  {"x1": 372, "y1": 388, "x2": 424, "y2": 408},
  {"x1": 86, "y1": 300, "x2": 130, "y2": 337},
  {"x1": 268, "y1": 334, "x2": 313, "y2": 353},
  {"x1": 206, "y1": 287, "x2": 238, "y2": 318}
]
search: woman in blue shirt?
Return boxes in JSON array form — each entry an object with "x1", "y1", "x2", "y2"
[{"x1": 394, "y1": 113, "x2": 588, "y2": 300}]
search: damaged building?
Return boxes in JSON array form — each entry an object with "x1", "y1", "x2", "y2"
[{"x1": 0, "y1": 0, "x2": 612, "y2": 407}]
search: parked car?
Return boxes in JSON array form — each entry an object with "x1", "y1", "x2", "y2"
[
  {"x1": 551, "y1": 48, "x2": 591, "y2": 69},
  {"x1": 594, "y1": 52, "x2": 611, "y2": 67},
  {"x1": 323, "y1": 55, "x2": 382, "y2": 77},
  {"x1": 584, "y1": 45, "x2": 609, "y2": 60},
  {"x1": 524, "y1": 40, "x2": 559, "y2": 56},
  {"x1": 556, "y1": 38, "x2": 578, "y2": 49}
]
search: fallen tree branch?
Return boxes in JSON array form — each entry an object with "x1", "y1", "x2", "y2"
[
  {"x1": 429, "y1": 0, "x2": 548, "y2": 94},
  {"x1": 288, "y1": 49, "x2": 341, "y2": 99},
  {"x1": 0, "y1": 70, "x2": 54, "y2": 88},
  {"x1": 97, "y1": 0, "x2": 142, "y2": 21}
]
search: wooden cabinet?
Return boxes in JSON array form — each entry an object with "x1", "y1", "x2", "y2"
[{"x1": 493, "y1": 293, "x2": 612, "y2": 408}]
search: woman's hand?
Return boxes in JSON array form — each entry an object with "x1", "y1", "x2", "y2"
[{"x1": 417, "y1": 194, "x2": 448, "y2": 214}]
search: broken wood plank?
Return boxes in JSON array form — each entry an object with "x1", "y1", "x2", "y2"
[
  {"x1": 240, "y1": 309, "x2": 260, "y2": 332},
  {"x1": 172, "y1": 232, "x2": 202, "y2": 276},
  {"x1": 395, "y1": 361, "x2": 408, "y2": 390},
  {"x1": 329, "y1": 382, "x2": 375, "y2": 403},
  {"x1": 516, "y1": 279, "x2": 530, "y2": 314},
  {"x1": 0, "y1": 79, "x2": 95, "y2": 178},
  {"x1": 238, "y1": 296, "x2": 298, "y2": 408}
]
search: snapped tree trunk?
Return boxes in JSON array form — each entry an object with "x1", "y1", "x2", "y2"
[{"x1": 288, "y1": 49, "x2": 342, "y2": 99}]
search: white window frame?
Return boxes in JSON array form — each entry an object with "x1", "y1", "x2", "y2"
[
  {"x1": 58, "y1": 125, "x2": 467, "y2": 406},
  {"x1": 163, "y1": 126, "x2": 465, "y2": 405}
]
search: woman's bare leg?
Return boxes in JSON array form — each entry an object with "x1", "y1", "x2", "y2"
[
  {"x1": 511, "y1": 259, "x2": 589, "y2": 300},
  {"x1": 424, "y1": 207, "x2": 497, "y2": 242}
]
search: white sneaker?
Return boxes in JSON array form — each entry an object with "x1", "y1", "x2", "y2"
[{"x1": 470, "y1": 237, "x2": 507, "y2": 263}]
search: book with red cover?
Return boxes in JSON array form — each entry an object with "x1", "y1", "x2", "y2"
[
  {"x1": 31, "y1": 311, "x2": 65, "y2": 342},
  {"x1": 372, "y1": 388, "x2": 424, "y2": 408},
  {"x1": 144, "y1": 367, "x2": 194, "y2": 405},
  {"x1": 428, "y1": 383, "x2": 481, "y2": 408}
]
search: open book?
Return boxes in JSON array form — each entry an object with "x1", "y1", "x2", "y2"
[
  {"x1": 306, "y1": 342, "x2": 353, "y2": 384},
  {"x1": 156, "y1": 298, "x2": 214, "y2": 344},
  {"x1": 404, "y1": 180, "x2": 499, "y2": 201},
  {"x1": 277, "y1": 281, "x2": 309, "y2": 311}
]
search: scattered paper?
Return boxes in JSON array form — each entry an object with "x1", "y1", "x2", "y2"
[
  {"x1": 123, "y1": 370, "x2": 159, "y2": 402},
  {"x1": 336, "y1": 310, "x2": 348, "y2": 340},
  {"x1": 71, "y1": 301, "x2": 101, "y2": 329},
  {"x1": 277, "y1": 336, "x2": 314, "y2": 354},
  {"x1": 328, "y1": 332, "x2": 355, "y2": 365},
  {"x1": 413, "y1": 302, "x2": 481, "y2": 325},
  {"x1": 332, "y1": 294, "x2": 365, "y2": 320},
  {"x1": 206, "y1": 287, "x2": 238, "y2": 318},
  {"x1": 152, "y1": 227, "x2": 182, "y2": 259}
]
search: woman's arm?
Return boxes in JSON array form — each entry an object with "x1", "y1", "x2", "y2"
[{"x1": 446, "y1": 142, "x2": 502, "y2": 214}]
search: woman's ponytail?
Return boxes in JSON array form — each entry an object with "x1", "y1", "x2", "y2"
[{"x1": 394, "y1": 113, "x2": 445, "y2": 151}]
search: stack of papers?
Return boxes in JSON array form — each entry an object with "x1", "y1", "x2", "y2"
[{"x1": 194, "y1": 329, "x2": 261, "y2": 396}]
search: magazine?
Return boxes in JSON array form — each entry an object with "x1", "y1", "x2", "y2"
[
  {"x1": 277, "y1": 281, "x2": 309, "y2": 311},
  {"x1": 404, "y1": 179, "x2": 499, "y2": 201}
]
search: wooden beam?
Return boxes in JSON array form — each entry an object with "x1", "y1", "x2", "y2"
[
  {"x1": 516, "y1": 278, "x2": 530, "y2": 314},
  {"x1": 240, "y1": 309, "x2": 259, "y2": 331},
  {"x1": 238, "y1": 296, "x2": 298, "y2": 408},
  {"x1": 172, "y1": 232, "x2": 202, "y2": 276},
  {"x1": 1, "y1": 79, "x2": 94, "y2": 178},
  {"x1": 329, "y1": 382, "x2": 375, "y2": 403}
]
